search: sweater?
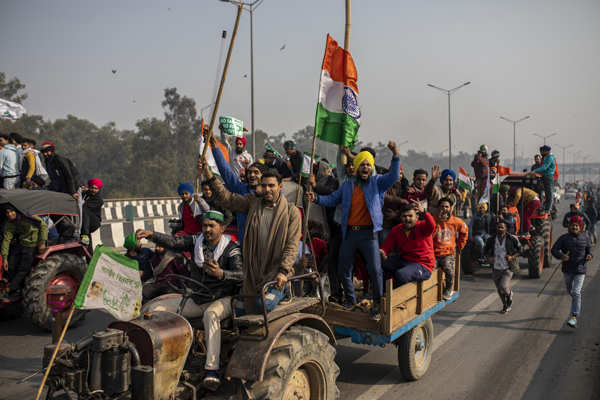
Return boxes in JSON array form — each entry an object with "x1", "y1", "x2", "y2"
[
  {"x1": 532, "y1": 153, "x2": 556, "y2": 178},
  {"x1": 1, "y1": 216, "x2": 48, "y2": 258},
  {"x1": 381, "y1": 211, "x2": 436, "y2": 272},
  {"x1": 551, "y1": 232, "x2": 592, "y2": 274},
  {"x1": 433, "y1": 216, "x2": 469, "y2": 257}
]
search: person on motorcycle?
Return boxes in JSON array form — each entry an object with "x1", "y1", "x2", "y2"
[
  {"x1": 138, "y1": 210, "x2": 243, "y2": 390},
  {"x1": 0, "y1": 205, "x2": 48, "y2": 300}
]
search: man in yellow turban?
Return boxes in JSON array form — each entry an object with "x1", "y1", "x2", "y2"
[{"x1": 307, "y1": 141, "x2": 400, "y2": 321}]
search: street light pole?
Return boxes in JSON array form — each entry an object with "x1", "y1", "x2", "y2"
[
  {"x1": 556, "y1": 144, "x2": 573, "y2": 187},
  {"x1": 427, "y1": 81, "x2": 471, "y2": 169},
  {"x1": 219, "y1": 0, "x2": 264, "y2": 159},
  {"x1": 500, "y1": 115, "x2": 530, "y2": 170},
  {"x1": 532, "y1": 132, "x2": 558, "y2": 146}
]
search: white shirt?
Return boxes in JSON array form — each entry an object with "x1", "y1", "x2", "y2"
[
  {"x1": 493, "y1": 236, "x2": 509, "y2": 270},
  {"x1": 230, "y1": 150, "x2": 254, "y2": 178}
]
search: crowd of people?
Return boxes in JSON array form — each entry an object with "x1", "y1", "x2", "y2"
[
  {"x1": 1, "y1": 126, "x2": 598, "y2": 389},
  {"x1": 0, "y1": 132, "x2": 104, "y2": 300}
]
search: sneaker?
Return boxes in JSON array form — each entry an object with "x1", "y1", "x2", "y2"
[
  {"x1": 567, "y1": 315, "x2": 577, "y2": 328},
  {"x1": 341, "y1": 299, "x2": 355, "y2": 311},
  {"x1": 442, "y1": 288, "x2": 454, "y2": 301},
  {"x1": 80, "y1": 235, "x2": 90, "y2": 246},
  {"x1": 203, "y1": 370, "x2": 221, "y2": 391},
  {"x1": 370, "y1": 303, "x2": 381, "y2": 322},
  {"x1": 506, "y1": 291, "x2": 513, "y2": 311}
]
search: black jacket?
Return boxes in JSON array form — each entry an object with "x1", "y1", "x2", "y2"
[
  {"x1": 484, "y1": 234, "x2": 521, "y2": 257},
  {"x1": 471, "y1": 213, "x2": 493, "y2": 237},
  {"x1": 551, "y1": 232, "x2": 592, "y2": 274},
  {"x1": 45, "y1": 154, "x2": 77, "y2": 194},
  {"x1": 83, "y1": 190, "x2": 104, "y2": 220},
  {"x1": 150, "y1": 232, "x2": 243, "y2": 302}
]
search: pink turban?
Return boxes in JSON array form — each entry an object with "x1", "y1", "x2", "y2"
[
  {"x1": 88, "y1": 178, "x2": 103, "y2": 189},
  {"x1": 236, "y1": 137, "x2": 246, "y2": 146}
]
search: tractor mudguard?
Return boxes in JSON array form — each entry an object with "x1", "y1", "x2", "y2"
[
  {"x1": 226, "y1": 312, "x2": 336, "y2": 383},
  {"x1": 36, "y1": 242, "x2": 91, "y2": 262}
]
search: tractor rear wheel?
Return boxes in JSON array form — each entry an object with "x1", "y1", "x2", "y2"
[
  {"x1": 527, "y1": 236, "x2": 544, "y2": 279},
  {"x1": 245, "y1": 325, "x2": 340, "y2": 400},
  {"x1": 23, "y1": 253, "x2": 88, "y2": 331}
]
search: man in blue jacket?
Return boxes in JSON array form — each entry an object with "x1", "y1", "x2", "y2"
[
  {"x1": 306, "y1": 141, "x2": 400, "y2": 321},
  {"x1": 208, "y1": 139, "x2": 266, "y2": 244},
  {"x1": 530, "y1": 145, "x2": 556, "y2": 216},
  {"x1": 551, "y1": 215, "x2": 593, "y2": 328}
]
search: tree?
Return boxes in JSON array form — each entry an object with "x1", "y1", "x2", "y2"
[{"x1": 0, "y1": 72, "x2": 27, "y2": 103}]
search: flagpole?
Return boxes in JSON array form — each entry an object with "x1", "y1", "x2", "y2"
[
  {"x1": 339, "y1": 0, "x2": 351, "y2": 170},
  {"x1": 200, "y1": 4, "x2": 243, "y2": 162},
  {"x1": 34, "y1": 307, "x2": 76, "y2": 400}
]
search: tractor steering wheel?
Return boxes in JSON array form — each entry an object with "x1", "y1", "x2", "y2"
[{"x1": 164, "y1": 274, "x2": 215, "y2": 313}]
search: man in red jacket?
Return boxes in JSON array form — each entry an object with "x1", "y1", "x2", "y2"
[{"x1": 380, "y1": 201, "x2": 436, "y2": 286}]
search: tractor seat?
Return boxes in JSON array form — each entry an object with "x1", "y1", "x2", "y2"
[{"x1": 234, "y1": 296, "x2": 320, "y2": 328}]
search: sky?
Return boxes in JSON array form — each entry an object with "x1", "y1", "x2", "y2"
[{"x1": 2, "y1": 0, "x2": 600, "y2": 162}]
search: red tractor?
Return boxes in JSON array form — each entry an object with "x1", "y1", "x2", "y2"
[{"x1": 0, "y1": 189, "x2": 89, "y2": 330}]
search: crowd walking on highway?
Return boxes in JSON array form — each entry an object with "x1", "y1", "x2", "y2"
[{"x1": 1, "y1": 126, "x2": 599, "y2": 389}]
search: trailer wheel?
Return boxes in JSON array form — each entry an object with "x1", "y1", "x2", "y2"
[
  {"x1": 527, "y1": 236, "x2": 544, "y2": 279},
  {"x1": 22, "y1": 253, "x2": 88, "y2": 331},
  {"x1": 396, "y1": 318, "x2": 434, "y2": 381},
  {"x1": 246, "y1": 325, "x2": 339, "y2": 400}
]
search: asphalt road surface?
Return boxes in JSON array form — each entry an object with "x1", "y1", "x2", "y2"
[{"x1": 1, "y1": 202, "x2": 599, "y2": 400}]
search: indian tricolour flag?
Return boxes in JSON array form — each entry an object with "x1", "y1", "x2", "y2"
[
  {"x1": 314, "y1": 34, "x2": 360, "y2": 149},
  {"x1": 74, "y1": 246, "x2": 142, "y2": 321},
  {"x1": 458, "y1": 167, "x2": 473, "y2": 192}
]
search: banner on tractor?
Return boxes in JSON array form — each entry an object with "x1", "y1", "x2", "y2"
[{"x1": 74, "y1": 246, "x2": 142, "y2": 321}]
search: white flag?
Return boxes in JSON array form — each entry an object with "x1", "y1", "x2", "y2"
[{"x1": 0, "y1": 98, "x2": 26, "y2": 120}]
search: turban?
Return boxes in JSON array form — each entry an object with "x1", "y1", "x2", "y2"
[
  {"x1": 235, "y1": 136, "x2": 246, "y2": 146},
  {"x1": 353, "y1": 151, "x2": 375, "y2": 171},
  {"x1": 41, "y1": 141, "x2": 55, "y2": 150},
  {"x1": 500, "y1": 184, "x2": 510, "y2": 194},
  {"x1": 88, "y1": 178, "x2": 103, "y2": 189},
  {"x1": 124, "y1": 233, "x2": 138, "y2": 250},
  {"x1": 479, "y1": 144, "x2": 488, "y2": 153},
  {"x1": 490, "y1": 167, "x2": 497, "y2": 173},
  {"x1": 478, "y1": 202, "x2": 489, "y2": 212},
  {"x1": 440, "y1": 169, "x2": 456, "y2": 183},
  {"x1": 203, "y1": 210, "x2": 225, "y2": 224},
  {"x1": 177, "y1": 182, "x2": 194, "y2": 195},
  {"x1": 284, "y1": 140, "x2": 295, "y2": 149},
  {"x1": 569, "y1": 215, "x2": 584, "y2": 228},
  {"x1": 540, "y1": 145, "x2": 551, "y2": 152}
]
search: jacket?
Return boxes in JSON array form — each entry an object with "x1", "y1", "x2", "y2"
[
  {"x1": 2, "y1": 216, "x2": 49, "y2": 258},
  {"x1": 316, "y1": 156, "x2": 401, "y2": 239},
  {"x1": 433, "y1": 216, "x2": 469, "y2": 257},
  {"x1": 484, "y1": 234, "x2": 521, "y2": 257},
  {"x1": 551, "y1": 232, "x2": 592, "y2": 274},
  {"x1": 425, "y1": 182, "x2": 462, "y2": 216},
  {"x1": 470, "y1": 213, "x2": 493, "y2": 237},
  {"x1": 45, "y1": 154, "x2": 77, "y2": 194},
  {"x1": 381, "y1": 211, "x2": 436, "y2": 272},
  {"x1": 83, "y1": 190, "x2": 104, "y2": 220},
  {"x1": 471, "y1": 155, "x2": 489, "y2": 180},
  {"x1": 0, "y1": 144, "x2": 21, "y2": 177},
  {"x1": 149, "y1": 232, "x2": 243, "y2": 301},
  {"x1": 212, "y1": 146, "x2": 253, "y2": 242},
  {"x1": 532, "y1": 153, "x2": 556, "y2": 178}
]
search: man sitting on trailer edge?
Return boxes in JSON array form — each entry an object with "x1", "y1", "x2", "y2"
[{"x1": 380, "y1": 201, "x2": 436, "y2": 287}]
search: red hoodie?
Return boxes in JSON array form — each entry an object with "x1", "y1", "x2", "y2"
[{"x1": 381, "y1": 212, "x2": 436, "y2": 272}]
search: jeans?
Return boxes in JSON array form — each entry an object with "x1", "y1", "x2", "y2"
[
  {"x1": 338, "y1": 229, "x2": 383, "y2": 304},
  {"x1": 472, "y1": 233, "x2": 490, "y2": 259},
  {"x1": 564, "y1": 272, "x2": 585, "y2": 316},
  {"x1": 541, "y1": 176, "x2": 554, "y2": 213},
  {"x1": 382, "y1": 255, "x2": 431, "y2": 286},
  {"x1": 492, "y1": 268, "x2": 513, "y2": 299}
]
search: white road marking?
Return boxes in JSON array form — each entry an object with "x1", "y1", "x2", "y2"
[{"x1": 354, "y1": 284, "x2": 513, "y2": 400}]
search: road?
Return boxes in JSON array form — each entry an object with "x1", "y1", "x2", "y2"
[{"x1": 1, "y1": 202, "x2": 599, "y2": 400}]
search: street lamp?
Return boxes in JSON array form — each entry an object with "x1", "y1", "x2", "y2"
[
  {"x1": 219, "y1": 0, "x2": 264, "y2": 159},
  {"x1": 499, "y1": 115, "x2": 530, "y2": 170},
  {"x1": 427, "y1": 81, "x2": 471, "y2": 169},
  {"x1": 532, "y1": 132, "x2": 558, "y2": 145},
  {"x1": 556, "y1": 144, "x2": 573, "y2": 187}
]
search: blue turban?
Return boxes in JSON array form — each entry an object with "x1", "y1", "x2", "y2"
[
  {"x1": 177, "y1": 182, "x2": 194, "y2": 195},
  {"x1": 540, "y1": 145, "x2": 551, "y2": 152},
  {"x1": 440, "y1": 169, "x2": 456, "y2": 183}
]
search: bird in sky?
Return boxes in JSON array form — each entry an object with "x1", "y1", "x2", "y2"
[
  {"x1": 243, "y1": 74, "x2": 247, "y2": 78},
  {"x1": 111, "y1": 69, "x2": 117, "y2": 74},
  {"x1": 280, "y1": 44, "x2": 286, "y2": 51}
]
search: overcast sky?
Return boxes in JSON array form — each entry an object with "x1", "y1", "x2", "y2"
[{"x1": 2, "y1": 0, "x2": 599, "y2": 161}]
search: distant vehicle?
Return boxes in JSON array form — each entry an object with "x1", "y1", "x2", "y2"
[{"x1": 564, "y1": 189, "x2": 577, "y2": 199}]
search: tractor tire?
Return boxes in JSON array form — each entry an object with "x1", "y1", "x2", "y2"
[
  {"x1": 396, "y1": 318, "x2": 434, "y2": 381},
  {"x1": 542, "y1": 220, "x2": 552, "y2": 269},
  {"x1": 0, "y1": 302, "x2": 22, "y2": 321},
  {"x1": 527, "y1": 236, "x2": 544, "y2": 279},
  {"x1": 22, "y1": 253, "x2": 88, "y2": 331},
  {"x1": 245, "y1": 325, "x2": 340, "y2": 400}
]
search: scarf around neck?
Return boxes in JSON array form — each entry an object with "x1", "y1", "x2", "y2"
[{"x1": 194, "y1": 234, "x2": 231, "y2": 267}]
